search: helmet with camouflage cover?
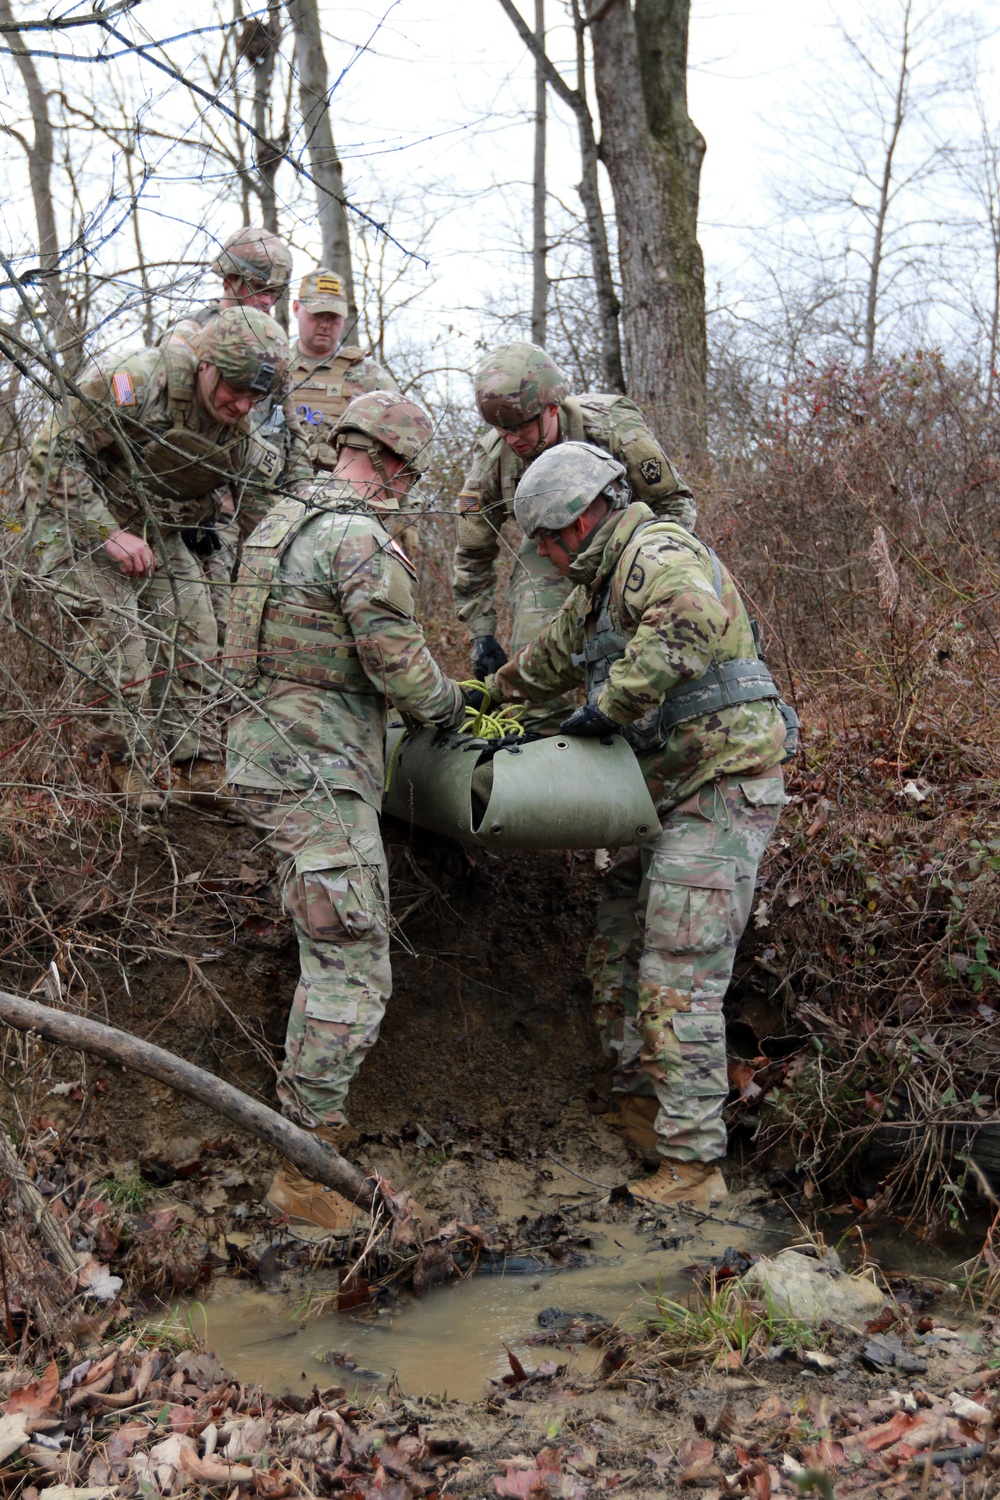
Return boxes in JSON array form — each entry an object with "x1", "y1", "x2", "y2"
[
  {"x1": 333, "y1": 390, "x2": 434, "y2": 469},
  {"x1": 192, "y1": 307, "x2": 289, "y2": 395},
  {"x1": 514, "y1": 441, "x2": 627, "y2": 537},
  {"x1": 210, "y1": 226, "x2": 292, "y2": 291},
  {"x1": 475, "y1": 340, "x2": 570, "y2": 429}
]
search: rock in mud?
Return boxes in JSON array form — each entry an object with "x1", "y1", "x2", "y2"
[{"x1": 742, "y1": 1249, "x2": 886, "y2": 1330}]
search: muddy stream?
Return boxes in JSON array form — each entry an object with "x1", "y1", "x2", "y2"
[{"x1": 165, "y1": 1217, "x2": 800, "y2": 1403}]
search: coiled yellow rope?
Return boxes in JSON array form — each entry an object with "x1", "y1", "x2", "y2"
[{"x1": 457, "y1": 681, "x2": 526, "y2": 739}]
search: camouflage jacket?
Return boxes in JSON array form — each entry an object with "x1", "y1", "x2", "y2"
[
  {"x1": 28, "y1": 338, "x2": 288, "y2": 571},
  {"x1": 453, "y1": 394, "x2": 697, "y2": 639},
  {"x1": 287, "y1": 339, "x2": 397, "y2": 472},
  {"x1": 488, "y1": 503, "x2": 786, "y2": 809},
  {"x1": 165, "y1": 303, "x2": 313, "y2": 508},
  {"x1": 225, "y1": 476, "x2": 463, "y2": 806}
]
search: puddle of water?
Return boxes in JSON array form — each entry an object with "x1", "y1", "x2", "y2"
[{"x1": 171, "y1": 1218, "x2": 790, "y2": 1403}]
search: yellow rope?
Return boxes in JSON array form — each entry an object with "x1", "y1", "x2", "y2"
[{"x1": 457, "y1": 680, "x2": 526, "y2": 739}]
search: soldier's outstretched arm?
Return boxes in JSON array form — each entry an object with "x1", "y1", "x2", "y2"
[
  {"x1": 31, "y1": 403, "x2": 122, "y2": 543},
  {"x1": 486, "y1": 586, "x2": 588, "y2": 704},
  {"x1": 451, "y1": 433, "x2": 508, "y2": 639},
  {"x1": 336, "y1": 525, "x2": 463, "y2": 725},
  {"x1": 597, "y1": 543, "x2": 727, "y2": 725}
]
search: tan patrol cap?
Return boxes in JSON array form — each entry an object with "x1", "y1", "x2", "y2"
[{"x1": 297, "y1": 267, "x2": 348, "y2": 316}]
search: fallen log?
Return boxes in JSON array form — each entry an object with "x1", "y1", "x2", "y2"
[
  {"x1": 0, "y1": 989, "x2": 402, "y2": 1223},
  {"x1": 0, "y1": 1126, "x2": 79, "y2": 1275}
]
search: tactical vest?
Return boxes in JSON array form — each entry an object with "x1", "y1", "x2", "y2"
[
  {"x1": 225, "y1": 493, "x2": 382, "y2": 694},
  {"x1": 290, "y1": 346, "x2": 369, "y2": 470},
  {"x1": 572, "y1": 520, "x2": 780, "y2": 751},
  {"x1": 99, "y1": 337, "x2": 247, "y2": 528}
]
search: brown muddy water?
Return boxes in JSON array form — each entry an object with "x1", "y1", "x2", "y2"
[{"x1": 164, "y1": 1218, "x2": 796, "y2": 1403}]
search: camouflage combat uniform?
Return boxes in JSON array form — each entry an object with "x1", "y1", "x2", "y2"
[
  {"x1": 224, "y1": 473, "x2": 462, "y2": 1128},
  {"x1": 487, "y1": 502, "x2": 788, "y2": 1163},
  {"x1": 454, "y1": 397, "x2": 697, "y2": 650},
  {"x1": 28, "y1": 309, "x2": 288, "y2": 771}
]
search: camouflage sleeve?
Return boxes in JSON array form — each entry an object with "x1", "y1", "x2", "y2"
[
  {"x1": 487, "y1": 585, "x2": 589, "y2": 702},
  {"x1": 603, "y1": 398, "x2": 698, "y2": 530},
  {"x1": 328, "y1": 519, "x2": 463, "y2": 725},
  {"x1": 452, "y1": 431, "x2": 510, "y2": 639},
  {"x1": 30, "y1": 390, "x2": 121, "y2": 541},
  {"x1": 597, "y1": 536, "x2": 726, "y2": 725},
  {"x1": 368, "y1": 357, "x2": 398, "y2": 394}
]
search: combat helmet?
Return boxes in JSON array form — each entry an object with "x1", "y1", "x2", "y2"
[
  {"x1": 192, "y1": 307, "x2": 289, "y2": 395},
  {"x1": 210, "y1": 226, "x2": 292, "y2": 291},
  {"x1": 333, "y1": 390, "x2": 433, "y2": 468},
  {"x1": 514, "y1": 441, "x2": 627, "y2": 537},
  {"x1": 475, "y1": 341, "x2": 569, "y2": 429}
]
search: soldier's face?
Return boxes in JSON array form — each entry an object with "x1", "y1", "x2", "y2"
[
  {"x1": 295, "y1": 302, "x2": 346, "y2": 356},
  {"x1": 196, "y1": 365, "x2": 259, "y2": 423},
  {"x1": 221, "y1": 276, "x2": 279, "y2": 313},
  {"x1": 498, "y1": 405, "x2": 559, "y2": 459}
]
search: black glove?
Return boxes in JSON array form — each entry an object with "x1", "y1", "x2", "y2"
[
  {"x1": 182, "y1": 524, "x2": 222, "y2": 557},
  {"x1": 471, "y1": 634, "x2": 507, "y2": 678},
  {"x1": 462, "y1": 684, "x2": 488, "y2": 711},
  {"x1": 559, "y1": 703, "x2": 622, "y2": 738}
]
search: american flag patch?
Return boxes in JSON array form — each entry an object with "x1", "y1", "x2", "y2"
[{"x1": 111, "y1": 371, "x2": 136, "y2": 406}]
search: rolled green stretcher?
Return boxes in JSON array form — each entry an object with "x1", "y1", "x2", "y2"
[{"x1": 383, "y1": 724, "x2": 659, "y2": 851}]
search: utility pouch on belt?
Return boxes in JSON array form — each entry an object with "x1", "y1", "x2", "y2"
[{"x1": 384, "y1": 724, "x2": 659, "y2": 851}]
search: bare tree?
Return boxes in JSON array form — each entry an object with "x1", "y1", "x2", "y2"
[
  {"x1": 583, "y1": 0, "x2": 707, "y2": 466},
  {"x1": 530, "y1": 0, "x2": 547, "y2": 347},
  {"x1": 496, "y1": 0, "x2": 624, "y2": 392},
  {"x1": 0, "y1": 0, "x2": 77, "y2": 361},
  {"x1": 284, "y1": 0, "x2": 356, "y2": 310}
]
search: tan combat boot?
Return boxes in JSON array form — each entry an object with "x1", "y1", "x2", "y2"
[
  {"x1": 171, "y1": 758, "x2": 227, "y2": 808},
  {"x1": 106, "y1": 758, "x2": 166, "y2": 813},
  {"x1": 608, "y1": 1095, "x2": 660, "y2": 1165},
  {"x1": 629, "y1": 1159, "x2": 729, "y2": 1210},
  {"x1": 266, "y1": 1126, "x2": 368, "y2": 1235}
]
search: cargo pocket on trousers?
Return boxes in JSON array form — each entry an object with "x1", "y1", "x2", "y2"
[
  {"x1": 671, "y1": 1011, "x2": 729, "y2": 1099},
  {"x1": 645, "y1": 853, "x2": 736, "y2": 956},
  {"x1": 291, "y1": 833, "x2": 387, "y2": 944}
]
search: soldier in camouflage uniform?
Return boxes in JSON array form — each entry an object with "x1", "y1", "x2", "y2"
[
  {"x1": 28, "y1": 307, "x2": 290, "y2": 810},
  {"x1": 454, "y1": 342, "x2": 698, "y2": 734},
  {"x1": 225, "y1": 391, "x2": 463, "y2": 1231},
  {"x1": 480, "y1": 442, "x2": 790, "y2": 1208},
  {"x1": 166, "y1": 227, "x2": 312, "y2": 565}
]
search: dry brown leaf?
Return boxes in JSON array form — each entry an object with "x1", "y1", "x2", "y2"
[{"x1": 4, "y1": 1361, "x2": 60, "y2": 1419}]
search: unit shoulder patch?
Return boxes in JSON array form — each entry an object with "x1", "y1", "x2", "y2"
[
  {"x1": 639, "y1": 456, "x2": 662, "y2": 485},
  {"x1": 625, "y1": 562, "x2": 646, "y2": 593}
]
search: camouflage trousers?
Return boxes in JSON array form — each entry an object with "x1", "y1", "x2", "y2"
[
  {"x1": 587, "y1": 772, "x2": 786, "y2": 1163},
  {"x1": 506, "y1": 533, "x2": 578, "y2": 733},
  {"x1": 236, "y1": 786, "x2": 391, "y2": 1130},
  {"x1": 44, "y1": 533, "x2": 221, "y2": 766}
]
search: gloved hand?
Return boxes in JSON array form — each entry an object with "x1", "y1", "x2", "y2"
[
  {"x1": 471, "y1": 634, "x2": 507, "y2": 678},
  {"x1": 559, "y1": 703, "x2": 622, "y2": 738},
  {"x1": 462, "y1": 684, "x2": 488, "y2": 711},
  {"x1": 182, "y1": 524, "x2": 222, "y2": 557}
]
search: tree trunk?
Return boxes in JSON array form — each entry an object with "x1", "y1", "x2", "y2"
[
  {"x1": 863, "y1": 0, "x2": 911, "y2": 366},
  {"x1": 531, "y1": 0, "x2": 547, "y2": 346},
  {"x1": 497, "y1": 0, "x2": 624, "y2": 391},
  {"x1": 584, "y1": 0, "x2": 707, "y2": 466},
  {"x1": 0, "y1": 0, "x2": 78, "y2": 364},
  {"x1": 284, "y1": 0, "x2": 356, "y2": 313}
]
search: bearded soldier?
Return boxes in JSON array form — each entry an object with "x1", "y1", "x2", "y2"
[
  {"x1": 477, "y1": 442, "x2": 791, "y2": 1209},
  {"x1": 29, "y1": 307, "x2": 290, "y2": 810},
  {"x1": 224, "y1": 391, "x2": 463, "y2": 1231},
  {"x1": 453, "y1": 343, "x2": 697, "y2": 710}
]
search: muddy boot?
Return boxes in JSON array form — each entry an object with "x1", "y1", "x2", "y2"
[
  {"x1": 629, "y1": 1159, "x2": 728, "y2": 1210},
  {"x1": 266, "y1": 1126, "x2": 368, "y2": 1236},
  {"x1": 106, "y1": 758, "x2": 166, "y2": 813},
  {"x1": 171, "y1": 758, "x2": 228, "y2": 808},
  {"x1": 608, "y1": 1095, "x2": 660, "y2": 1166}
]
